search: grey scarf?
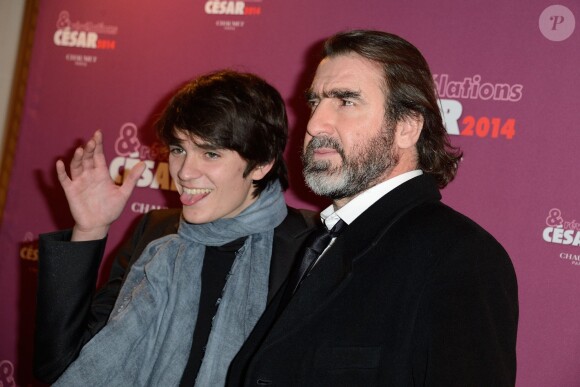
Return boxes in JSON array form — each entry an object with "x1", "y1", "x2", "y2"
[{"x1": 55, "y1": 182, "x2": 287, "y2": 387}]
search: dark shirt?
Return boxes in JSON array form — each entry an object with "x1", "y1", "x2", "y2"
[{"x1": 179, "y1": 237, "x2": 245, "y2": 386}]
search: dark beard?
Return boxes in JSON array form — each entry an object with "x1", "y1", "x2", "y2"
[{"x1": 301, "y1": 127, "x2": 398, "y2": 200}]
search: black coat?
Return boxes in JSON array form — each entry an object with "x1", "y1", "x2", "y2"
[
  {"x1": 34, "y1": 207, "x2": 316, "y2": 384},
  {"x1": 228, "y1": 174, "x2": 518, "y2": 387}
]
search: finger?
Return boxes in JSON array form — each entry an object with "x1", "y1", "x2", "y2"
[
  {"x1": 92, "y1": 130, "x2": 108, "y2": 167},
  {"x1": 69, "y1": 146, "x2": 85, "y2": 179},
  {"x1": 120, "y1": 161, "x2": 146, "y2": 196},
  {"x1": 82, "y1": 136, "x2": 97, "y2": 170},
  {"x1": 56, "y1": 159, "x2": 72, "y2": 189}
]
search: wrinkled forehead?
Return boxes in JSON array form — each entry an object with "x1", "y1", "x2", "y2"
[{"x1": 310, "y1": 53, "x2": 385, "y2": 94}]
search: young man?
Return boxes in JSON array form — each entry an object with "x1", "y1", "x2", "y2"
[
  {"x1": 34, "y1": 70, "x2": 316, "y2": 386},
  {"x1": 227, "y1": 30, "x2": 518, "y2": 386}
]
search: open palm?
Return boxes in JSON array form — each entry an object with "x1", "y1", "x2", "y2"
[{"x1": 56, "y1": 130, "x2": 145, "y2": 241}]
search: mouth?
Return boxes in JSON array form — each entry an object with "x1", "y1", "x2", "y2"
[
  {"x1": 180, "y1": 187, "x2": 213, "y2": 206},
  {"x1": 182, "y1": 187, "x2": 212, "y2": 195},
  {"x1": 305, "y1": 136, "x2": 343, "y2": 158},
  {"x1": 313, "y1": 147, "x2": 339, "y2": 157}
]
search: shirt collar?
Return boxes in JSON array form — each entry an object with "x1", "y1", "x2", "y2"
[{"x1": 320, "y1": 170, "x2": 423, "y2": 230}]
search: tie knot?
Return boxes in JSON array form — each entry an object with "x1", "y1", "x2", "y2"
[
  {"x1": 327, "y1": 218, "x2": 347, "y2": 237},
  {"x1": 305, "y1": 219, "x2": 347, "y2": 256}
]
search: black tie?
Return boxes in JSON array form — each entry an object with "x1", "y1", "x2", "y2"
[{"x1": 278, "y1": 219, "x2": 347, "y2": 313}]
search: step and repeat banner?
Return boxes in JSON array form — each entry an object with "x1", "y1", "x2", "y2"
[{"x1": 0, "y1": 1, "x2": 578, "y2": 385}]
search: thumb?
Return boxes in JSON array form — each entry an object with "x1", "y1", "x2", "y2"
[{"x1": 120, "y1": 161, "x2": 147, "y2": 195}]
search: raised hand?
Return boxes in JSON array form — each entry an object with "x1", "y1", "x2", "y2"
[{"x1": 56, "y1": 130, "x2": 146, "y2": 241}]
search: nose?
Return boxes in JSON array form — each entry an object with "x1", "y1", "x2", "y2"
[
  {"x1": 176, "y1": 154, "x2": 203, "y2": 181},
  {"x1": 306, "y1": 100, "x2": 335, "y2": 138}
]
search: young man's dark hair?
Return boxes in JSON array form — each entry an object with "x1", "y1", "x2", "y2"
[{"x1": 157, "y1": 70, "x2": 289, "y2": 196}]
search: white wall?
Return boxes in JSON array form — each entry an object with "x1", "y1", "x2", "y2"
[{"x1": 0, "y1": 0, "x2": 26, "y2": 163}]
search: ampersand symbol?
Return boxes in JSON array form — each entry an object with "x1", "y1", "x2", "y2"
[
  {"x1": 56, "y1": 11, "x2": 70, "y2": 29},
  {"x1": 115, "y1": 123, "x2": 141, "y2": 157},
  {"x1": 546, "y1": 208, "x2": 563, "y2": 227},
  {"x1": 0, "y1": 360, "x2": 16, "y2": 387}
]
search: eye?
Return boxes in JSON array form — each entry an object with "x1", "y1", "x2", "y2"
[
  {"x1": 205, "y1": 151, "x2": 220, "y2": 160},
  {"x1": 340, "y1": 99, "x2": 354, "y2": 107},
  {"x1": 307, "y1": 98, "x2": 319, "y2": 109},
  {"x1": 169, "y1": 145, "x2": 185, "y2": 156}
]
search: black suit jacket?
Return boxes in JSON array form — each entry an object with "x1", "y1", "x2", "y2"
[
  {"x1": 34, "y1": 207, "x2": 317, "y2": 384},
  {"x1": 228, "y1": 174, "x2": 518, "y2": 386}
]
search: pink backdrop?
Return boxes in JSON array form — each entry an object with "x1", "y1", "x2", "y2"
[{"x1": 1, "y1": 1, "x2": 578, "y2": 385}]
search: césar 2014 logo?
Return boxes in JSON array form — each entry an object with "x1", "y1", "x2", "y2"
[
  {"x1": 439, "y1": 99, "x2": 515, "y2": 140},
  {"x1": 436, "y1": 74, "x2": 522, "y2": 140}
]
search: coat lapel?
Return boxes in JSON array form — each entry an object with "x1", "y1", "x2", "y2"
[
  {"x1": 260, "y1": 174, "x2": 442, "y2": 345},
  {"x1": 267, "y1": 208, "x2": 318, "y2": 302}
]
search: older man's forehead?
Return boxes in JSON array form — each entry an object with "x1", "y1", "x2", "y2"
[{"x1": 311, "y1": 54, "x2": 384, "y2": 94}]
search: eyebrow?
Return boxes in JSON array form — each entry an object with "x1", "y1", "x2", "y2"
[
  {"x1": 170, "y1": 133, "x2": 221, "y2": 150},
  {"x1": 194, "y1": 141, "x2": 222, "y2": 151},
  {"x1": 305, "y1": 88, "x2": 362, "y2": 101}
]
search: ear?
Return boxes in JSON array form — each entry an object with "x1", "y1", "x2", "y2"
[
  {"x1": 394, "y1": 114, "x2": 424, "y2": 149},
  {"x1": 249, "y1": 160, "x2": 275, "y2": 181}
]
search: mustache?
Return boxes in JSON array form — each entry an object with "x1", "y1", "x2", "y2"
[{"x1": 303, "y1": 136, "x2": 344, "y2": 156}]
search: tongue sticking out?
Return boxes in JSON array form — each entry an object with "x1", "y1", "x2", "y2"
[{"x1": 180, "y1": 191, "x2": 210, "y2": 206}]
